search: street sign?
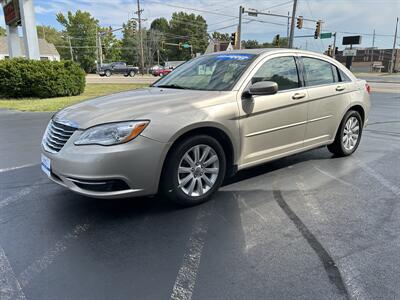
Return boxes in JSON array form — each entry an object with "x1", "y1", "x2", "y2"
[
  {"x1": 3, "y1": 0, "x2": 21, "y2": 26},
  {"x1": 320, "y1": 32, "x2": 332, "y2": 39},
  {"x1": 343, "y1": 49, "x2": 357, "y2": 56},
  {"x1": 182, "y1": 43, "x2": 191, "y2": 49},
  {"x1": 343, "y1": 35, "x2": 362, "y2": 45}
]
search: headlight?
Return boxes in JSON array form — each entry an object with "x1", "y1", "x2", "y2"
[{"x1": 74, "y1": 120, "x2": 149, "y2": 146}]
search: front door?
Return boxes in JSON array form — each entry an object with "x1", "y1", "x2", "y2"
[{"x1": 238, "y1": 55, "x2": 309, "y2": 168}]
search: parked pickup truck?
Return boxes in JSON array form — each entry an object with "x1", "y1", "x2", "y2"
[{"x1": 98, "y1": 62, "x2": 139, "y2": 77}]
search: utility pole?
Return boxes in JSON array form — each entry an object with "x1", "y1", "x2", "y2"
[
  {"x1": 68, "y1": 36, "x2": 74, "y2": 61},
  {"x1": 389, "y1": 17, "x2": 398, "y2": 74},
  {"x1": 287, "y1": 11, "x2": 290, "y2": 42},
  {"x1": 238, "y1": 6, "x2": 243, "y2": 49},
  {"x1": 98, "y1": 34, "x2": 103, "y2": 67},
  {"x1": 288, "y1": 0, "x2": 298, "y2": 48},
  {"x1": 370, "y1": 29, "x2": 375, "y2": 65},
  {"x1": 136, "y1": 0, "x2": 145, "y2": 75},
  {"x1": 332, "y1": 32, "x2": 337, "y2": 59}
]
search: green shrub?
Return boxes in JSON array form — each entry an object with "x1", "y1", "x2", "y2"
[{"x1": 0, "y1": 59, "x2": 86, "y2": 98}]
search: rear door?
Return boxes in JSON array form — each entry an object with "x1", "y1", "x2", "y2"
[
  {"x1": 300, "y1": 56, "x2": 352, "y2": 146},
  {"x1": 113, "y1": 63, "x2": 126, "y2": 74},
  {"x1": 238, "y1": 55, "x2": 308, "y2": 168}
]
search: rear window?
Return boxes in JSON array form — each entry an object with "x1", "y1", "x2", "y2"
[{"x1": 338, "y1": 68, "x2": 351, "y2": 82}]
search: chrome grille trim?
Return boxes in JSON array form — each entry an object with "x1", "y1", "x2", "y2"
[{"x1": 43, "y1": 120, "x2": 77, "y2": 153}]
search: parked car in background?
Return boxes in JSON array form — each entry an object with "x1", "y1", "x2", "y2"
[
  {"x1": 41, "y1": 49, "x2": 370, "y2": 207},
  {"x1": 98, "y1": 62, "x2": 139, "y2": 77},
  {"x1": 152, "y1": 67, "x2": 173, "y2": 77}
]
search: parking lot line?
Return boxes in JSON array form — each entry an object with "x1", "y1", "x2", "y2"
[
  {"x1": 295, "y1": 180, "x2": 372, "y2": 300},
  {"x1": 18, "y1": 222, "x2": 91, "y2": 288},
  {"x1": 0, "y1": 245, "x2": 26, "y2": 300},
  {"x1": 0, "y1": 164, "x2": 37, "y2": 174},
  {"x1": 357, "y1": 162, "x2": 400, "y2": 197},
  {"x1": 0, "y1": 185, "x2": 40, "y2": 210},
  {"x1": 170, "y1": 204, "x2": 212, "y2": 300}
]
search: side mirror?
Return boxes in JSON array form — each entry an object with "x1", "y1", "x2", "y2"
[{"x1": 243, "y1": 81, "x2": 278, "y2": 98}]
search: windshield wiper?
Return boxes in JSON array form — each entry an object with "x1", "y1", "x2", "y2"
[{"x1": 156, "y1": 84, "x2": 187, "y2": 89}]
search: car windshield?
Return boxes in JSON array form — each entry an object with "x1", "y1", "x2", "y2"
[{"x1": 152, "y1": 53, "x2": 257, "y2": 91}]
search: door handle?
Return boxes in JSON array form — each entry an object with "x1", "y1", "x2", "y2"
[
  {"x1": 336, "y1": 85, "x2": 346, "y2": 92},
  {"x1": 292, "y1": 93, "x2": 306, "y2": 100}
]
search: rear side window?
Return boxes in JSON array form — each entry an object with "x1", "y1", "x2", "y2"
[
  {"x1": 302, "y1": 57, "x2": 335, "y2": 86},
  {"x1": 252, "y1": 56, "x2": 300, "y2": 91}
]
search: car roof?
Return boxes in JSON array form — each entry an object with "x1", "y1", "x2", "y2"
[{"x1": 206, "y1": 48, "x2": 329, "y2": 58}]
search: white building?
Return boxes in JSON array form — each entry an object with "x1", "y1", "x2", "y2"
[{"x1": 0, "y1": 36, "x2": 60, "y2": 61}]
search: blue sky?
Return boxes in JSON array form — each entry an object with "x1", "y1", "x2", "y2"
[{"x1": 2, "y1": 0, "x2": 399, "y2": 52}]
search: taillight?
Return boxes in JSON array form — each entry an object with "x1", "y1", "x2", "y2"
[{"x1": 365, "y1": 83, "x2": 371, "y2": 94}]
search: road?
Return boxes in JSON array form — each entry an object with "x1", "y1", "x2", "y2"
[{"x1": 0, "y1": 91, "x2": 399, "y2": 299}]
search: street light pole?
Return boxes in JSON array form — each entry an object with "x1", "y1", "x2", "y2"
[
  {"x1": 389, "y1": 17, "x2": 398, "y2": 74},
  {"x1": 288, "y1": 0, "x2": 298, "y2": 48}
]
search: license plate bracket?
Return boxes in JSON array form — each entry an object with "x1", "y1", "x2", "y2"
[{"x1": 41, "y1": 154, "x2": 51, "y2": 177}]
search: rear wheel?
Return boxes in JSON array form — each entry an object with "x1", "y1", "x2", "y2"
[
  {"x1": 328, "y1": 110, "x2": 363, "y2": 156},
  {"x1": 161, "y1": 135, "x2": 226, "y2": 206}
]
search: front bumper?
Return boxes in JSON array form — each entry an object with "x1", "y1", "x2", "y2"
[{"x1": 41, "y1": 133, "x2": 170, "y2": 199}]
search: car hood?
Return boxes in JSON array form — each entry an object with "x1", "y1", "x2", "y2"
[{"x1": 54, "y1": 87, "x2": 231, "y2": 129}]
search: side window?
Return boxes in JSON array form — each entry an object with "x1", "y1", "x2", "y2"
[
  {"x1": 302, "y1": 57, "x2": 335, "y2": 86},
  {"x1": 338, "y1": 68, "x2": 351, "y2": 82},
  {"x1": 252, "y1": 56, "x2": 300, "y2": 91}
]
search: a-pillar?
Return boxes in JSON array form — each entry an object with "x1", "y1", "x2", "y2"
[
  {"x1": 19, "y1": 0, "x2": 40, "y2": 60},
  {"x1": 6, "y1": 25, "x2": 22, "y2": 58}
]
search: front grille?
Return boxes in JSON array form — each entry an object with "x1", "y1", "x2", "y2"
[{"x1": 43, "y1": 120, "x2": 77, "y2": 153}]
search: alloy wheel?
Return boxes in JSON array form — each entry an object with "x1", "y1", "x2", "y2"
[
  {"x1": 343, "y1": 116, "x2": 360, "y2": 151},
  {"x1": 177, "y1": 144, "x2": 220, "y2": 197}
]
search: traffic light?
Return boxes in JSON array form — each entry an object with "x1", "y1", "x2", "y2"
[
  {"x1": 327, "y1": 45, "x2": 332, "y2": 57},
  {"x1": 230, "y1": 32, "x2": 237, "y2": 46},
  {"x1": 296, "y1": 16, "x2": 303, "y2": 29},
  {"x1": 314, "y1": 20, "x2": 322, "y2": 39},
  {"x1": 274, "y1": 34, "x2": 280, "y2": 47},
  {"x1": 178, "y1": 42, "x2": 182, "y2": 50},
  {"x1": 335, "y1": 47, "x2": 339, "y2": 55}
]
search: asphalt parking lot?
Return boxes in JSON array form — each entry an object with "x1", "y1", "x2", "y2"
[{"x1": 0, "y1": 90, "x2": 399, "y2": 299}]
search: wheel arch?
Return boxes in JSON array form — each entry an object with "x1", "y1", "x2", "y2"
[
  {"x1": 159, "y1": 125, "x2": 237, "y2": 189},
  {"x1": 332, "y1": 104, "x2": 366, "y2": 140}
]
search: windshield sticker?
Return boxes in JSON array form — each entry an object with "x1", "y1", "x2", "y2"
[{"x1": 215, "y1": 54, "x2": 254, "y2": 61}]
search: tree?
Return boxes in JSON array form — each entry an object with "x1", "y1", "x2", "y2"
[
  {"x1": 150, "y1": 18, "x2": 169, "y2": 33},
  {"x1": 56, "y1": 10, "x2": 99, "y2": 72},
  {"x1": 100, "y1": 26, "x2": 122, "y2": 63},
  {"x1": 121, "y1": 19, "x2": 138, "y2": 65},
  {"x1": 0, "y1": 26, "x2": 6, "y2": 36},
  {"x1": 242, "y1": 40, "x2": 261, "y2": 49},
  {"x1": 241, "y1": 36, "x2": 289, "y2": 49},
  {"x1": 211, "y1": 32, "x2": 229, "y2": 41},
  {"x1": 168, "y1": 12, "x2": 208, "y2": 60},
  {"x1": 37, "y1": 25, "x2": 70, "y2": 60},
  {"x1": 150, "y1": 18, "x2": 170, "y2": 66}
]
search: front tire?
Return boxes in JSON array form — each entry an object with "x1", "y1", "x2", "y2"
[
  {"x1": 161, "y1": 135, "x2": 226, "y2": 206},
  {"x1": 328, "y1": 110, "x2": 363, "y2": 156},
  {"x1": 129, "y1": 70, "x2": 136, "y2": 77},
  {"x1": 105, "y1": 70, "x2": 111, "y2": 77}
]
